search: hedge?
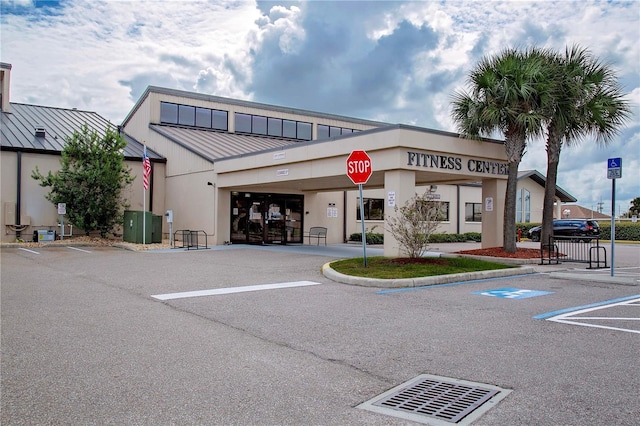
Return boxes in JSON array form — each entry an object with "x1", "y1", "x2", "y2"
[
  {"x1": 428, "y1": 232, "x2": 482, "y2": 243},
  {"x1": 519, "y1": 221, "x2": 640, "y2": 241},
  {"x1": 349, "y1": 232, "x2": 384, "y2": 244},
  {"x1": 592, "y1": 222, "x2": 640, "y2": 241},
  {"x1": 348, "y1": 232, "x2": 483, "y2": 244},
  {"x1": 348, "y1": 222, "x2": 640, "y2": 244}
]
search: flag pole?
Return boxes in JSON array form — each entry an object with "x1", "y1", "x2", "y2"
[
  {"x1": 143, "y1": 184, "x2": 146, "y2": 245},
  {"x1": 143, "y1": 144, "x2": 147, "y2": 245}
]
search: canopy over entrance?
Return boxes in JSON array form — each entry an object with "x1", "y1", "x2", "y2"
[{"x1": 214, "y1": 125, "x2": 508, "y2": 256}]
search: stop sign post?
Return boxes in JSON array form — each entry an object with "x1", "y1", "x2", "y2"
[{"x1": 346, "y1": 150, "x2": 372, "y2": 267}]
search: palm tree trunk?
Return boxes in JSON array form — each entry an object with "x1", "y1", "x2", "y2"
[
  {"x1": 503, "y1": 160, "x2": 519, "y2": 252},
  {"x1": 542, "y1": 136, "x2": 562, "y2": 245},
  {"x1": 502, "y1": 130, "x2": 526, "y2": 253}
]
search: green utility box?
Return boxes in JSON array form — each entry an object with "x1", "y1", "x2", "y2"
[
  {"x1": 152, "y1": 214, "x2": 162, "y2": 243},
  {"x1": 123, "y1": 210, "x2": 153, "y2": 244}
]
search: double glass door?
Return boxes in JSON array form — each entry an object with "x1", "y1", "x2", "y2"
[{"x1": 230, "y1": 192, "x2": 303, "y2": 245}]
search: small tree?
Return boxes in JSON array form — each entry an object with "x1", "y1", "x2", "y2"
[
  {"x1": 628, "y1": 197, "x2": 640, "y2": 217},
  {"x1": 32, "y1": 124, "x2": 134, "y2": 237},
  {"x1": 385, "y1": 192, "x2": 445, "y2": 258}
]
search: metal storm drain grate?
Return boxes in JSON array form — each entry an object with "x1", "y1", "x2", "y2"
[{"x1": 358, "y1": 374, "x2": 511, "y2": 425}]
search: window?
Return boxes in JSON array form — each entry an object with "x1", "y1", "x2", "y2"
[
  {"x1": 437, "y1": 202, "x2": 450, "y2": 221},
  {"x1": 297, "y1": 122, "x2": 312, "y2": 140},
  {"x1": 283, "y1": 120, "x2": 297, "y2": 138},
  {"x1": 235, "y1": 113, "x2": 252, "y2": 133},
  {"x1": 268, "y1": 117, "x2": 282, "y2": 137},
  {"x1": 161, "y1": 102, "x2": 227, "y2": 130},
  {"x1": 178, "y1": 105, "x2": 195, "y2": 126},
  {"x1": 465, "y1": 203, "x2": 482, "y2": 222},
  {"x1": 234, "y1": 113, "x2": 310, "y2": 140},
  {"x1": 195, "y1": 107, "x2": 212, "y2": 128},
  {"x1": 317, "y1": 124, "x2": 329, "y2": 140},
  {"x1": 415, "y1": 199, "x2": 449, "y2": 222},
  {"x1": 212, "y1": 110, "x2": 228, "y2": 130},
  {"x1": 252, "y1": 115, "x2": 267, "y2": 135},
  {"x1": 356, "y1": 198, "x2": 384, "y2": 220},
  {"x1": 318, "y1": 124, "x2": 359, "y2": 140},
  {"x1": 160, "y1": 102, "x2": 178, "y2": 124},
  {"x1": 516, "y1": 188, "x2": 531, "y2": 223}
]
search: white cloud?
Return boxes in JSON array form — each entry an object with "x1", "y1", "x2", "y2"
[
  {"x1": 251, "y1": 4, "x2": 305, "y2": 55},
  {"x1": 1, "y1": 0, "x2": 637, "y2": 210}
]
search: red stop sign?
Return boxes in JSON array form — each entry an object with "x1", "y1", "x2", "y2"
[{"x1": 346, "y1": 150, "x2": 372, "y2": 184}]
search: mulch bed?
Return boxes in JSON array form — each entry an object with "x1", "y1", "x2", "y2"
[{"x1": 456, "y1": 246, "x2": 549, "y2": 259}]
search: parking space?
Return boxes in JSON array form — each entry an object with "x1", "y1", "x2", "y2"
[
  {"x1": 2, "y1": 244, "x2": 639, "y2": 425},
  {"x1": 535, "y1": 295, "x2": 640, "y2": 334}
]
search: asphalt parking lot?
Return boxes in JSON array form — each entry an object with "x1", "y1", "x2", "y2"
[{"x1": 2, "y1": 243, "x2": 639, "y2": 425}]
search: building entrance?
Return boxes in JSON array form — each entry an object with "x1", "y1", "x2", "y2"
[{"x1": 230, "y1": 192, "x2": 304, "y2": 244}]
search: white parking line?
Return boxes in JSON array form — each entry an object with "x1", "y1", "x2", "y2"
[
  {"x1": 18, "y1": 248, "x2": 40, "y2": 255},
  {"x1": 151, "y1": 281, "x2": 321, "y2": 301},
  {"x1": 546, "y1": 298, "x2": 640, "y2": 334},
  {"x1": 67, "y1": 246, "x2": 92, "y2": 254}
]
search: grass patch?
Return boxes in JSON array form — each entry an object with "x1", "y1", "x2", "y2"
[{"x1": 330, "y1": 256, "x2": 516, "y2": 279}]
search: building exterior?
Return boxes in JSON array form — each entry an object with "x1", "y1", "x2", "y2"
[
  {"x1": 1, "y1": 62, "x2": 577, "y2": 254},
  {"x1": 0, "y1": 63, "x2": 166, "y2": 242}
]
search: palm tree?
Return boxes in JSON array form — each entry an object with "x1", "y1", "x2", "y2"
[
  {"x1": 451, "y1": 47, "x2": 553, "y2": 252},
  {"x1": 540, "y1": 46, "x2": 631, "y2": 244}
]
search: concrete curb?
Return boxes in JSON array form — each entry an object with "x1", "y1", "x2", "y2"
[
  {"x1": 322, "y1": 262, "x2": 537, "y2": 288},
  {"x1": 452, "y1": 253, "x2": 541, "y2": 265},
  {"x1": 549, "y1": 272, "x2": 639, "y2": 286}
]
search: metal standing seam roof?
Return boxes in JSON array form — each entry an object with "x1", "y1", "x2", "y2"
[
  {"x1": 1, "y1": 103, "x2": 163, "y2": 161},
  {"x1": 150, "y1": 122, "x2": 506, "y2": 164},
  {"x1": 150, "y1": 124, "x2": 303, "y2": 162}
]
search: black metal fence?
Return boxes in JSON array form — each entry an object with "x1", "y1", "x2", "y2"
[
  {"x1": 540, "y1": 236, "x2": 607, "y2": 269},
  {"x1": 173, "y1": 230, "x2": 208, "y2": 250}
]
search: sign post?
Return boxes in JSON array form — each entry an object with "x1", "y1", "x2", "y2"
[
  {"x1": 347, "y1": 150, "x2": 373, "y2": 267},
  {"x1": 57, "y1": 203, "x2": 66, "y2": 240},
  {"x1": 607, "y1": 158, "x2": 622, "y2": 277}
]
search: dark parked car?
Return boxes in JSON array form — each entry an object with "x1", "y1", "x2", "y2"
[{"x1": 528, "y1": 219, "x2": 600, "y2": 242}]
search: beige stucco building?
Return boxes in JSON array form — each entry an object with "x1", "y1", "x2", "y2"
[{"x1": 1, "y1": 63, "x2": 576, "y2": 254}]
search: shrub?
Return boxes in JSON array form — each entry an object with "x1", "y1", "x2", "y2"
[
  {"x1": 598, "y1": 222, "x2": 640, "y2": 241},
  {"x1": 349, "y1": 232, "x2": 384, "y2": 244},
  {"x1": 520, "y1": 221, "x2": 640, "y2": 241},
  {"x1": 385, "y1": 193, "x2": 445, "y2": 258}
]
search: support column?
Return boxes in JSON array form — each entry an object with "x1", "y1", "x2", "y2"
[
  {"x1": 383, "y1": 170, "x2": 415, "y2": 257},
  {"x1": 481, "y1": 178, "x2": 506, "y2": 248}
]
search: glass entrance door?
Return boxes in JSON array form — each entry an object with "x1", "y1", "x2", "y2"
[
  {"x1": 230, "y1": 192, "x2": 303, "y2": 245},
  {"x1": 247, "y1": 200, "x2": 265, "y2": 243}
]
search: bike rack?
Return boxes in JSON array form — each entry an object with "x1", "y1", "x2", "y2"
[
  {"x1": 540, "y1": 236, "x2": 608, "y2": 269},
  {"x1": 588, "y1": 246, "x2": 608, "y2": 269},
  {"x1": 173, "y1": 230, "x2": 208, "y2": 250},
  {"x1": 540, "y1": 240, "x2": 560, "y2": 265}
]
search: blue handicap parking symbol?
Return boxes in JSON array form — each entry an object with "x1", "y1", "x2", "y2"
[
  {"x1": 608, "y1": 158, "x2": 621, "y2": 168},
  {"x1": 474, "y1": 287, "x2": 554, "y2": 300}
]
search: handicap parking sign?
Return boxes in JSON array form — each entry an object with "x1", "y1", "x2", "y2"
[
  {"x1": 474, "y1": 287, "x2": 554, "y2": 300},
  {"x1": 607, "y1": 157, "x2": 622, "y2": 179}
]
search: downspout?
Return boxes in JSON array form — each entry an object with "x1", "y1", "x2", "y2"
[{"x1": 16, "y1": 151, "x2": 22, "y2": 239}]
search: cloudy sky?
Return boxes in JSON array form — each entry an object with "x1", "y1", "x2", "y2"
[{"x1": 2, "y1": 0, "x2": 639, "y2": 216}]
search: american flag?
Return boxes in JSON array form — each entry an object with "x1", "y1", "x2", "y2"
[{"x1": 142, "y1": 145, "x2": 151, "y2": 190}]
